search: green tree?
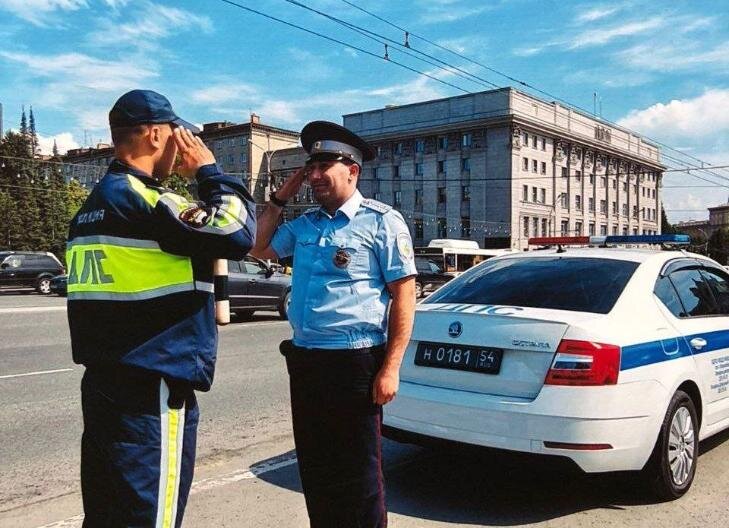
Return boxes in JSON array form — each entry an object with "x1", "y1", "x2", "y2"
[
  {"x1": 165, "y1": 172, "x2": 194, "y2": 201},
  {"x1": 708, "y1": 228, "x2": 729, "y2": 266},
  {"x1": 0, "y1": 130, "x2": 40, "y2": 250},
  {"x1": 660, "y1": 206, "x2": 675, "y2": 234}
]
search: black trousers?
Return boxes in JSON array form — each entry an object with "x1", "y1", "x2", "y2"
[{"x1": 281, "y1": 341, "x2": 387, "y2": 528}]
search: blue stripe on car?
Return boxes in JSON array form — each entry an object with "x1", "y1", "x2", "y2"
[{"x1": 621, "y1": 328, "x2": 729, "y2": 371}]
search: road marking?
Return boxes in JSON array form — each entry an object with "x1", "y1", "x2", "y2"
[
  {"x1": 0, "y1": 306, "x2": 66, "y2": 314},
  {"x1": 35, "y1": 453, "x2": 299, "y2": 528},
  {"x1": 0, "y1": 368, "x2": 74, "y2": 380}
]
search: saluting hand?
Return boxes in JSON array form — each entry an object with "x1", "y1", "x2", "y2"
[
  {"x1": 275, "y1": 165, "x2": 307, "y2": 201},
  {"x1": 373, "y1": 368, "x2": 399, "y2": 405},
  {"x1": 174, "y1": 127, "x2": 216, "y2": 179}
]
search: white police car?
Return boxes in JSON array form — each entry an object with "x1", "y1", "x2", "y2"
[{"x1": 385, "y1": 235, "x2": 729, "y2": 500}]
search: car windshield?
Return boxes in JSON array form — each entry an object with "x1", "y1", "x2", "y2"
[
  {"x1": 415, "y1": 256, "x2": 444, "y2": 274},
  {"x1": 425, "y1": 256, "x2": 640, "y2": 314}
]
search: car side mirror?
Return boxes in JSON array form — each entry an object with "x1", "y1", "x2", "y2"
[
  {"x1": 0, "y1": 263, "x2": 8, "y2": 269},
  {"x1": 264, "y1": 268, "x2": 274, "y2": 279}
]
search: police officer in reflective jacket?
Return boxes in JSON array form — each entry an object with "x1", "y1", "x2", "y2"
[
  {"x1": 252, "y1": 121, "x2": 417, "y2": 527},
  {"x1": 66, "y1": 89, "x2": 256, "y2": 527}
]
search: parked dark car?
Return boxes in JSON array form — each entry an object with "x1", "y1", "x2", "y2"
[
  {"x1": 414, "y1": 256, "x2": 454, "y2": 299},
  {"x1": 0, "y1": 251, "x2": 65, "y2": 294},
  {"x1": 50, "y1": 274, "x2": 68, "y2": 296},
  {"x1": 229, "y1": 256, "x2": 291, "y2": 320}
]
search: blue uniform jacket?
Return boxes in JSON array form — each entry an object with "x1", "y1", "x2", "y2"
[{"x1": 67, "y1": 160, "x2": 256, "y2": 391}]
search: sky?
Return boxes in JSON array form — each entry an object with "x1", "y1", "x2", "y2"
[{"x1": 0, "y1": 0, "x2": 727, "y2": 222}]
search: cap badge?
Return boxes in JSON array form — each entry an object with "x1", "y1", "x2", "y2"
[{"x1": 333, "y1": 248, "x2": 352, "y2": 268}]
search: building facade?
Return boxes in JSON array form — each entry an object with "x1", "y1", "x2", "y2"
[
  {"x1": 344, "y1": 88, "x2": 664, "y2": 249},
  {"x1": 61, "y1": 115, "x2": 299, "y2": 200},
  {"x1": 676, "y1": 199, "x2": 729, "y2": 240}
]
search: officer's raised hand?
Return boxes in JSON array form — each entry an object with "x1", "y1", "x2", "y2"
[
  {"x1": 275, "y1": 165, "x2": 307, "y2": 201},
  {"x1": 173, "y1": 127, "x2": 216, "y2": 179}
]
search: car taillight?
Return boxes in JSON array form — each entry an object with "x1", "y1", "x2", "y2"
[{"x1": 544, "y1": 339, "x2": 620, "y2": 386}]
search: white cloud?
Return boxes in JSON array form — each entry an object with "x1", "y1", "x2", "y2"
[
  {"x1": 618, "y1": 89, "x2": 729, "y2": 140},
  {"x1": 191, "y1": 84, "x2": 259, "y2": 105},
  {"x1": 0, "y1": 51, "x2": 158, "y2": 93},
  {"x1": 576, "y1": 5, "x2": 620, "y2": 24},
  {"x1": 88, "y1": 2, "x2": 212, "y2": 48},
  {"x1": 37, "y1": 132, "x2": 79, "y2": 155},
  {"x1": 417, "y1": 0, "x2": 492, "y2": 24},
  {"x1": 617, "y1": 40, "x2": 729, "y2": 72},
  {"x1": 0, "y1": 0, "x2": 86, "y2": 26},
  {"x1": 567, "y1": 16, "x2": 665, "y2": 49}
]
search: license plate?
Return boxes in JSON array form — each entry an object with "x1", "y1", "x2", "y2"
[{"x1": 414, "y1": 341, "x2": 503, "y2": 374}]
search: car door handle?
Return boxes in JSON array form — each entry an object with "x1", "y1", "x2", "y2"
[{"x1": 690, "y1": 338, "x2": 707, "y2": 351}]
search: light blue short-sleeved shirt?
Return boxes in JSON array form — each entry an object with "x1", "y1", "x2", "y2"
[{"x1": 271, "y1": 190, "x2": 417, "y2": 349}]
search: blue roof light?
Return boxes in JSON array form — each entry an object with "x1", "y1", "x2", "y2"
[{"x1": 602, "y1": 234, "x2": 691, "y2": 245}]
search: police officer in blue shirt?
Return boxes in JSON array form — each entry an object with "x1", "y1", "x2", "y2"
[{"x1": 252, "y1": 121, "x2": 416, "y2": 527}]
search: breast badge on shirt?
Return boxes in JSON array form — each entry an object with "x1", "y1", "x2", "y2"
[
  {"x1": 334, "y1": 247, "x2": 352, "y2": 268},
  {"x1": 396, "y1": 233, "x2": 414, "y2": 260}
]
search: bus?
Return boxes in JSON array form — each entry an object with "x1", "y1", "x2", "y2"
[{"x1": 413, "y1": 239, "x2": 517, "y2": 297}]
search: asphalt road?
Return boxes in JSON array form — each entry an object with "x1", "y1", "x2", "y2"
[{"x1": 1, "y1": 291, "x2": 728, "y2": 528}]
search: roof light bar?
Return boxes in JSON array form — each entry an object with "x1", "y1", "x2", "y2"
[{"x1": 528, "y1": 234, "x2": 691, "y2": 246}]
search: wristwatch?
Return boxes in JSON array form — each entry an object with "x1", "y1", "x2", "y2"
[{"x1": 269, "y1": 191, "x2": 288, "y2": 208}]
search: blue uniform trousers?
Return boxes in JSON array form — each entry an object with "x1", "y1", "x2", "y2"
[
  {"x1": 80, "y1": 367, "x2": 199, "y2": 528},
  {"x1": 282, "y1": 341, "x2": 387, "y2": 528}
]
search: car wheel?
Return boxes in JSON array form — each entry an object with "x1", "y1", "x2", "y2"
[
  {"x1": 642, "y1": 390, "x2": 698, "y2": 500},
  {"x1": 233, "y1": 310, "x2": 255, "y2": 321},
  {"x1": 36, "y1": 277, "x2": 52, "y2": 295},
  {"x1": 415, "y1": 282, "x2": 423, "y2": 299},
  {"x1": 279, "y1": 291, "x2": 291, "y2": 320}
]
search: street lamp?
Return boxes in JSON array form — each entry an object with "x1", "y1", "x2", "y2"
[{"x1": 247, "y1": 138, "x2": 291, "y2": 202}]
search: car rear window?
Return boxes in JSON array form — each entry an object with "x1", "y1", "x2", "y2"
[{"x1": 425, "y1": 257, "x2": 640, "y2": 314}]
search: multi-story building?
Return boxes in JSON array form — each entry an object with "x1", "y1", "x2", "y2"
[
  {"x1": 676, "y1": 199, "x2": 729, "y2": 240},
  {"x1": 344, "y1": 87, "x2": 664, "y2": 249},
  {"x1": 62, "y1": 115, "x2": 299, "y2": 200}
]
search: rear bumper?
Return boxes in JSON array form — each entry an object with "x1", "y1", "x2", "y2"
[{"x1": 384, "y1": 380, "x2": 669, "y2": 473}]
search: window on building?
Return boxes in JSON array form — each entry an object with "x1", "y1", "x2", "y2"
[
  {"x1": 461, "y1": 157, "x2": 470, "y2": 171},
  {"x1": 524, "y1": 216, "x2": 530, "y2": 237},
  {"x1": 394, "y1": 142, "x2": 403, "y2": 155},
  {"x1": 601, "y1": 177, "x2": 607, "y2": 188},
  {"x1": 228, "y1": 155, "x2": 234, "y2": 164},
  {"x1": 622, "y1": 203, "x2": 628, "y2": 216},
  {"x1": 532, "y1": 217, "x2": 539, "y2": 237},
  {"x1": 438, "y1": 218, "x2": 447, "y2": 238},
  {"x1": 540, "y1": 161, "x2": 547, "y2": 174},
  {"x1": 575, "y1": 221, "x2": 583, "y2": 235},
  {"x1": 600, "y1": 225, "x2": 607, "y2": 236},
  {"x1": 575, "y1": 170, "x2": 582, "y2": 181},
  {"x1": 589, "y1": 223, "x2": 595, "y2": 235},
  {"x1": 642, "y1": 187, "x2": 646, "y2": 197},
  {"x1": 541, "y1": 137, "x2": 546, "y2": 150},
  {"x1": 589, "y1": 174, "x2": 595, "y2": 185},
  {"x1": 240, "y1": 153, "x2": 247, "y2": 163},
  {"x1": 541, "y1": 218, "x2": 548, "y2": 237},
  {"x1": 633, "y1": 228, "x2": 638, "y2": 235},
  {"x1": 612, "y1": 225, "x2": 618, "y2": 235},
  {"x1": 523, "y1": 185, "x2": 529, "y2": 202},
  {"x1": 392, "y1": 165, "x2": 400, "y2": 179},
  {"x1": 415, "y1": 139, "x2": 425, "y2": 153},
  {"x1": 532, "y1": 159, "x2": 538, "y2": 173},
  {"x1": 589, "y1": 197, "x2": 595, "y2": 212},
  {"x1": 612, "y1": 201, "x2": 617, "y2": 215},
  {"x1": 438, "y1": 187, "x2": 446, "y2": 204},
  {"x1": 633, "y1": 206, "x2": 639, "y2": 218},
  {"x1": 438, "y1": 136, "x2": 448, "y2": 150},
  {"x1": 415, "y1": 189, "x2": 423, "y2": 206},
  {"x1": 415, "y1": 163, "x2": 424, "y2": 176},
  {"x1": 374, "y1": 192, "x2": 382, "y2": 201},
  {"x1": 600, "y1": 200, "x2": 607, "y2": 214},
  {"x1": 461, "y1": 218, "x2": 471, "y2": 238},
  {"x1": 462, "y1": 133, "x2": 473, "y2": 148},
  {"x1": 622, "y1": 227, "x2": 628, "y2": 235},
  {"x1": 438, "y1": 160, "x2": 445, "y2": 174},
  {"x1": 523, "y1": 132, "x2": 529, "y2": 145},
  {"x1": 560, "y1": 220, "x2": 569, "y2": 236},
  {"x1": 372, "y1": 167, "x2": 378, "y2": 179},
  {"x1": 575, "y1": 195, "x2": 582, "y2": 210},
  {"x1": 532, "y1": 187, "x2": 538, "y2": 202},
  {"x1": 561, "y1": 166, "x2": 568, "y2": 178},
  {"x1": 540, "y1": 188, "x2": 546, "y2": 204},
  {"x1": 623, "y1": 181, "x2": 628, "y2": 192},
  {"x1": 414, "y1": 219, "x2": 423, "y2": 239},
  {"x1": 394, "y1": 191, "x2": 402, "y2": 207},
  {"x1": 523, "y1": 157, "x2": 529, "y2": 171},
  {"x1": 532, "y1": 135, "x2": 538, "y2": 149},
  {"x1": 561, "y1": 193, "x2": 569, "y2": 208},
  {"x1": 612, "y1": 179, "x2": 617, "y2": 189},
  {"x1": 462, "y1": 185, "x2": 471, "y2": 201}
]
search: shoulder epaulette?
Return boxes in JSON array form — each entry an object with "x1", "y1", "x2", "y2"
[{"x1": 361, "y1": 199, "x2": 392, "y2": 214}]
